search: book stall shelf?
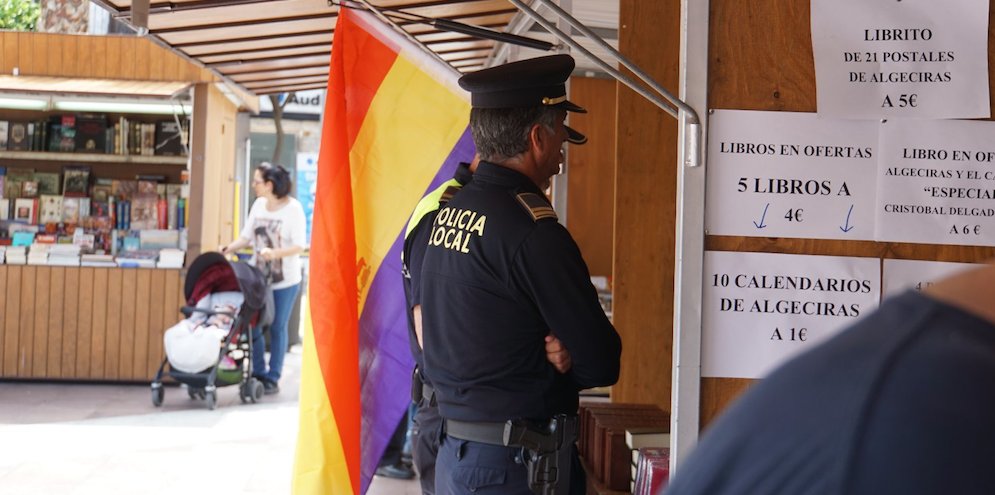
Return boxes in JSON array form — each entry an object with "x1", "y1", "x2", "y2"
[
  {"x1": 0, "y1": 150, "x2": 188, "y2": 166},
  {"x1": 0, "y1": 32, "x2": 248, "y2": 383},
  {"x1": 0, "y1": 107, "x2": 193, "y2": 382},
  {"x1": 0, "y1": 106, "x2": 192, "y2": 272}
]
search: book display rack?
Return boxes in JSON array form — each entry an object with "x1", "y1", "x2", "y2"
[
  {"x1": 0, "y1": 32, "x2": 249, "y2": 382},
  {"x1": 0, "y1": 107, "x2": 193, "y2": 382},
  {"x1": 0, "y1": 112, "x2": 191, "y2": 269}
]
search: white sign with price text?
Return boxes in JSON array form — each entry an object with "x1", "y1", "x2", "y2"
[
  {"x1": 811, "y1": 0, "x2": 989, "y2": 119},
  {"x1": 705, "y1": 110, "x2": 878, "y2": 241},
  {"x1": 875, "y1": 119, "x2": 995, "y2": 246},
  {"x1": 702, "y1": 251, "x2": 880, "y2": 379}
]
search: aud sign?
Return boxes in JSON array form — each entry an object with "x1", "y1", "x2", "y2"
[{"x1": 258, "y1": 89, "x2": 325, "y2": 117}]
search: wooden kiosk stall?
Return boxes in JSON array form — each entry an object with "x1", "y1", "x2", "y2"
[{"x1": 0, "y1": 32, "x2": 255, "y2": 382}]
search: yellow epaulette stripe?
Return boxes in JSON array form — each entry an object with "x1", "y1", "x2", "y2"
[{"x1": 516, "y1": 192, "x2": 558, "y2": 222}]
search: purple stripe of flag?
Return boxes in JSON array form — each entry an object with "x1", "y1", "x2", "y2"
[{"x1": 356, "y1": 127, "x2": 475, "y2": 492}]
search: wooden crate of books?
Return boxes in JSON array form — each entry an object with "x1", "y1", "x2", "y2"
[{"x1": 579, "y1": 402, "x2": 670, "y2": 492}]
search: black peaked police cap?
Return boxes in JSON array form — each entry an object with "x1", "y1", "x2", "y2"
[
  {"x1": 458, "y1": 54, "x2": 587, "y2": 114},
  {"x1": 565, "y1": 125, "x2": 587, "y2": 145}
]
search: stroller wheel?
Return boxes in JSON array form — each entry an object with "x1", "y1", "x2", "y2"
[
  {"x1": 241, "y1": 378, "x2": 264, "y2": 404},
  {"x1": 188, "y1": 387, "x2": 205, "y2": 400},
  {"x1": 151, "y1": 383, "x2": 164, "y2": 407},
  {"x1": 205, "y1": 390, "x2": 217, "y2": 410}
]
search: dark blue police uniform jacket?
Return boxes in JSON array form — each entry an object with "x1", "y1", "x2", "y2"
[{"x1": 420, "y1": 161, "x2": 621, "y2": 424}]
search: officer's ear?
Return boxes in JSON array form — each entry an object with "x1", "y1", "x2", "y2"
[{"x1": 529, "y1": 122, "x2": 555, "y2": 155}]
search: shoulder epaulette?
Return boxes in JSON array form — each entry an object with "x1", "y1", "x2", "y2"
[
  {"x1": 515, "y1": 192, "x2": 558, "y2": 222},
  {"x1": 439, "y1": 185, "x2": 461, "y2": 206}
]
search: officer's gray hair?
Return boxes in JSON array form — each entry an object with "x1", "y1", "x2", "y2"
[{"x1": 469, "y1": 107, "x2": 559, "y2": 162}]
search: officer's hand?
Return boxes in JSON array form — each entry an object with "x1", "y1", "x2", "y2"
[{"x1": 545, "y1": 333, "x2": 572, "y2": 373}]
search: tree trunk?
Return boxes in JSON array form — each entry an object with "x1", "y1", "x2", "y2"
[{"x1": 269, "y1": 94, "x2": 285, "y2": 164}]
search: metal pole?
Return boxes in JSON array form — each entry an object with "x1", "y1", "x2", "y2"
[
  {"x1": 486, "y1": 4, "x2": 546, "y2": 68},
  {"x1": 672, "y1": 0, "x2": 709, "y2": 472}
]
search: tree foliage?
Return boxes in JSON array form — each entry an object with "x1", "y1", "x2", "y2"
[{"x1": 0, "y1": 0, "x2": 40, "y2": 31}]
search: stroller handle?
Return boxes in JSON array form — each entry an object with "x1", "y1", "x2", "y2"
[{"x1": 181, "y1": 306, "x2": 237, "y2": 319}]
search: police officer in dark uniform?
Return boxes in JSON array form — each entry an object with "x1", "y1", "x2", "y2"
[
  {"x1": 403, "y1": 135, "x2": 585, "y2": 493},
  {"x1": 420, "y1": 54, "x2": 622, "y2": 495}
]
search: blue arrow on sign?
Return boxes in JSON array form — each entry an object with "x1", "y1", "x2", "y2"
[
  {"x1": 753, "y1": 203, "x2": 769, "y2": 229},
  {"x1": 840, "y1": 204, "x2": 855, "y2": 233}
]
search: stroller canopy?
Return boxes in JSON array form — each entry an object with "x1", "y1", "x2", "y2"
[{"x1": 184, "y1": 252, "x2": 268, "y2": 311}]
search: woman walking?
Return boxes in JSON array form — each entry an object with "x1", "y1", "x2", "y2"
[{"x1": 222, "y1": 163, "x2": 307, "y2": 394}]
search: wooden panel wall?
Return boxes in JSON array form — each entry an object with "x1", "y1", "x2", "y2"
[
  {"x1": 188, "y1": 82, "x2": 239, "y2": 258},
  {"x1": 567, "y1": 76, "x2": 617, "y2": 278},
  {"x1": 612, "y1": 0, "x2": 682, "y2": 406},
  {"x1": 0, "y1": 32, "x2": 216, "y2": 82},
  {"x1": 0, "y1": 266, "x2": 184, "y2": 381},
  {"x1": 701, "y1": 0, "x2": 995, "y2": 427}
]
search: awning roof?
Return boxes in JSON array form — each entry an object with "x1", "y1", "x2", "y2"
[
  {"x1": 0, "y1": 75, "x2": 191, "y2": 98},
  {"x1": 92, "y1": 0, "x2": 520, "y2": 96}
]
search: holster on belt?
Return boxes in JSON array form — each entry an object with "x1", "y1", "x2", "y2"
[
  {"x1": 411, "y1": 366, "x2": 436, "y2": 406},
  {"x1": 411, "y1": 366, "x2": 424, "y2": 403},
  {"x1": 503, "y1": 414, "x2": 578, "y2": 495}
]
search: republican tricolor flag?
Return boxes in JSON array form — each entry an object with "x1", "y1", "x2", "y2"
[{"x1": 293, "y1": 7, "x2": 475, "y2": 494}]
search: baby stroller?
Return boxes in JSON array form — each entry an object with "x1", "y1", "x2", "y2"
[{"x1": 151, "y1": 252, "x2": 269, "y2": 410}]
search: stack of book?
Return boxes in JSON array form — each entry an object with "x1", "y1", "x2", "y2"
[
  {"x1": 157, "y1": 248, "x2": 185, "y2": 269},
  {"x1": 80, "y1": 253, "x2": 116, "y2": 267},
  {"x1": 27, "y1": 243, "x2": 49, "y2": 265},
  {"x1": 631, "y1": 447, "x2": 670, "y2": 495},
  {"x1": 5, "y1": 246, "x2": 27, "y2": 264},
  {"x1": 626, "y1": 428, "x2": 670, "y2": 492},
  {"x1": 0, "y1": 115, "x2": 189, "y2": 157},
  {"x1": 140, "y1": 229, "x2": 180, "y2": 250},
  {"x1": 115, "y1": 249, "x2": 158, "y2": 268},
  {"x1": 48, "y1": 244, "x2": 81, "y2": 266},
  {"x1": 577, "y1": 402, "x2": 670, "y2": 492}
]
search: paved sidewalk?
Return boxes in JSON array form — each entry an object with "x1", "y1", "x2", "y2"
[{"x1": 0, "y1": 348, "x2": 420, "y2": 494}]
